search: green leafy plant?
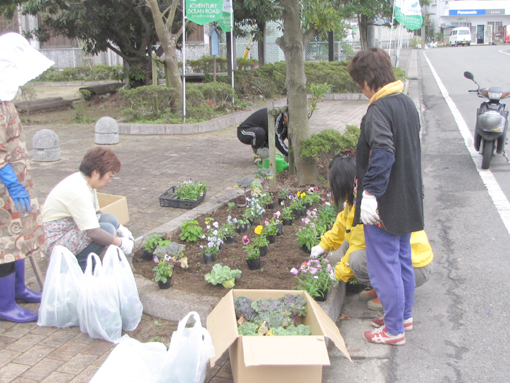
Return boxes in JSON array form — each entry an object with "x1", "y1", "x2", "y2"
[
  {"x1": 281, "y1": 207, "x2": 295, "y2": 220},
  {"x1": 220, "y1": 216, "x2": 237, "y2": 237},
  {"x1": 252, "y1": 234, "x2": 269, "y2": 248},
  {"x1": 153, "y1": 257, "x2": 174, "y2": 283},
  {"x1": 289, "y1": 196, "x2": 304, "y2": 210},
  {"x1": 291, "y1": 258, "x2": 338, "y2": 299},
  {"x1": 317, "y1": 202, "x2": 337, "y2": 233},
  {"x1": 153, "y1": 242, "x2": 185, "y2": 259},
  {"x1": 253, "y1": 168, "x2": 274, "y2": 192},
  {"x1": 233, "y1": 294, "x2": 310, "y2": 336},
  {"x1": 201, "y1": 219, "x2": 223, "y2": 255},
  {"x1": 144, "y1": 234, "x2": 166, "y2": 252},
  {"x1": 259, "y1": 192, "x2": 273, "y2": 206},
  {"x1": 227, "y1": 202, "x2": 236, "y2": 212},
  {"x1": 243, "y1": 244, "x2": 260, "y2": 260},
  {"x1": 204, "y1": 263, "x2": 242, "y2": 288},
  {"x1": 279, "y1": 188, "x2": 292, "y2": 200},
  {"x1": 173, "y1": 179, "x2": 207, "y2": 201},
  {"x1": 296, "y1": 224, "x2": 320, "y2": 251},
  {"x1": 236, "y1": 176, "x2": 254, "y2": 205},
  {"x1": 307, "y1": 82, "x2": 331, "y2": 119},
  {"x1": 243, "y1": 196, "x2": 266, "y2": 222},
  {"x1": 262, "y1": 215, "x2": 280, "y2": 236},
  {"x1": 180, "y1": 220, "x2": 204, "y2": 242}
]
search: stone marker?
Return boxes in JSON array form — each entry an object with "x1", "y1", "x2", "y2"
[
  {"x1": 95, "y1": 116, "x2": 119, "y2": 145},
  {"x1": 32, "y1": 129, "x2": 60, "y2": 162}
]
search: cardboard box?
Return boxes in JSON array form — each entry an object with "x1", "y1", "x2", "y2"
[
  {"x1": 97, "y1": 193, "x2": 129, "y2": 225},
  {"x1": 207, "y1": 289, "x2": 351, "y2": 383}
]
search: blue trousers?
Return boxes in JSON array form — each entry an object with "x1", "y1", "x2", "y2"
[
  {"x1": 364, "y1": 224, "x2": 415, "y2": 335},
  {"x1": 76, "y1": 214, "x2": 119, "y2": 272}
]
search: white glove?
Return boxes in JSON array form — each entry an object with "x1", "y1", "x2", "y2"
[
  {"x1": 117, "y1": 224, "x2": 134, "y2": 240},
  {"x1": 310, "y1": 245, "x2": 326, "y2": 259},
  {"x1": 119, "y1": 238, "x2": 134, "y2": 255},
  {"x1": 360, "y1": 191, "x2": 380, "y2": 225}
]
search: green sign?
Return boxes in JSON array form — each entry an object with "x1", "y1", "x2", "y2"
[
  {"x1": 186, "y1": 0, "x2": 223, "y2": 26},
  {"x1": 218, "y1": 12, "x2": 232, "y2": 32},
  {"x1": 395, "y1": 0, "x2": 423, "y2": 31}
]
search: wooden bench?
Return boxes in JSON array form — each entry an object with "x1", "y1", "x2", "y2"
[
  {"x1": 79, "y1": 82, "x2": 124, "y2": 101},
  {"x1": 15, "y1": 97, "x2": 75, "y2": 113}
]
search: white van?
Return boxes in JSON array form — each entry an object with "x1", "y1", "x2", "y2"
[{"x1": 449, "y1": 27, "x2": 472, "y2": 46}]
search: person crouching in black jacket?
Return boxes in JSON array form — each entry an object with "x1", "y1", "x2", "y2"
[{"x1": 237, "y1": 108, "x2": 289, "y2": 157}]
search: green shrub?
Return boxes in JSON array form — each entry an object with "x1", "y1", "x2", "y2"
[
  {"x1": 185, "y1": 83, "x2": 206, "y2": 107},
  {"x1": 187, "y1": 104, "x2": 215, "y2": 121},
  {"x1": 79, "y1": 89, "x2": 93, "y2": 101},
  {"x1": 188, "y1": 56, "x2": 228, "y2": 73},
  {"x1": 35, "y1": 65, "x2": 123, "y2": 82},
  {"x1": 120, "y1": 86, "x2": 177, "y2": 121},
  {"x1": 300, "y1": 125, "x2": 360, "y2": 161},
  {"x1": 304, "y1": 62, "x2": 359, "y2": 93},
  {"x1": 200, "y1": 82, "x2": 234, "y2": 109},
  {"x1": 237, "y1": 58, "x2": 259, "y2": 70}
]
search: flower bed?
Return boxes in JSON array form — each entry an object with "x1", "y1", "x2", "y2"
[{"x1": 132, "y1": 188, "x2": 336, "y2": 298}]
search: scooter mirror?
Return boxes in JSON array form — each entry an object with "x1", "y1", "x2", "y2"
[{"x1": 464, "y1": 71, "x2": 474, "y2": 80}]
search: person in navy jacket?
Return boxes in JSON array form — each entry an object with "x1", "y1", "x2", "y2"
[{"x1": 237, "y1": 108, "x2": 288, "y2": 157}]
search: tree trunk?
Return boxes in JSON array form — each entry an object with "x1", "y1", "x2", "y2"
[
  {"x1": 164, "y1": 43, "x2": 183, "y2": 114},
  {"x1": 258, "y1": 23, "x2": 266, "y2": 66},
  {"x1": 277, "y1": 0, "x2": 319, "y2": 186},
  {"x1": 359, "y1": 15, "x2": 368, "y2": 50},
  {"x1": 146, "y1": 0, "x2": 183, "y2": 113}
]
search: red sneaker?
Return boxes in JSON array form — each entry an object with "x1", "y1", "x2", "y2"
[
  {"x1": 358, "y1": 288, "x2": 377, "y2": 301},
  {"x1": 371, "y1": 317, "x2": 414, "y2": 331},
  {"x1": 363, "y1": 326, "x2": 406, "y2": 345}
]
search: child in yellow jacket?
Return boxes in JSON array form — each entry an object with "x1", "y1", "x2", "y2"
[{"x1": 311, "y1": 153, "x2": 433, "y2": 310}]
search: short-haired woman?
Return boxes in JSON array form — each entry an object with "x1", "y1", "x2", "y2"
[
  {"x1": 42, "y1": 147, "x2": 135, "y2": 271},
  {"x1": 348, "y1": 48, "x2": 424, "y2": 346}
]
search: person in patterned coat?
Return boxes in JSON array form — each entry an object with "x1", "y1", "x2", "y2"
[{"x1": 0, "y1": 32, "x2": 54, "y2": 322}]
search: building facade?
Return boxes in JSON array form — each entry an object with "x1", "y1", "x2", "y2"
[{"x1": 424, "y1": 0, "x2": 510, "y2": 44}]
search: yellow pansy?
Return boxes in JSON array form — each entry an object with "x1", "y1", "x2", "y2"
[
  {"x1": 300, "y1": 192, "x2": 307, "y2": 198},
  {"x1": 254, "y1": 225, "x2": 263, "y2": 235}
]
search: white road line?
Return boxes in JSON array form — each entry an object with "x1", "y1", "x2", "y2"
[
  {"x1": 499, "y1": 50, "x2": 510, "y2": 56},
  {"x1": 424, "y1": 53, "x2": 510, "y2": 235}
]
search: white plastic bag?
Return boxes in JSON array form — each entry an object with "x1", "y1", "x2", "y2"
[
  {"x1": 156, "y1": 311, "x2": 215, "y2": 383},
  {"x1": 77, "y1": 253, "x2": 122, "y2": 343},
  {"x1": 90, "y1": 334, "x2": 167, "y2": 383},
  {"x1": 103, "y1": 245, "x2": 143, "y2": 331},
  {"x1": 38, "y1": 246, "x2": 84, "y2": 328}
]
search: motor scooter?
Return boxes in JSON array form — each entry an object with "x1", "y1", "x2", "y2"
[{"x1": 464, "y1": 71, "x2": 510, "y2": 169}]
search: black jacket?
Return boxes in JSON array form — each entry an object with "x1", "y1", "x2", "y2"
[
  {"x1": 237, "y1": 108, "x2": 288, "y2": 155},
  {"x1": 354, "y1": 93, "x2": 424, "y2": 235}
]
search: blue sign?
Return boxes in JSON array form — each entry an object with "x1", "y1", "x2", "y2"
[{"x1": 449, "y1": 9, "x2": 484, "y2": 16}]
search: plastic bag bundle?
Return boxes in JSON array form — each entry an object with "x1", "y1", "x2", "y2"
[
  {"x1": 157, "y1": 311, "x2": 215, "y2": 383},
  {"x1": 77, "y1": 253, "x2": 122, "y2": 343},
  {"x1": 103, "y1": 245, "x2": 143, "y2": 331},
  {"x1": 38, "y1": 246, "x2": 84, "y2": 328},
  {"x1": 90, "y1": 334, "x2": 167, "y2": 383}
]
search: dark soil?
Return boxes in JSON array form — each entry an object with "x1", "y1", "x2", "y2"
[{"x1": 132, "y1": 185, "x2": 333, "y2": 299}]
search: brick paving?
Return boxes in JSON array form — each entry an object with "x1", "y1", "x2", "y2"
[{"x1": 0, "y1": 48, "x2": 415, "y2": 383}]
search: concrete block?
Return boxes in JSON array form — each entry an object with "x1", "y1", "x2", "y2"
[
  {"x1": 32, "y1": 129, "x2": 61, "y2": 162},
  {"x1": 94, "y1": 116, "x2": 119, "y2": 145}
]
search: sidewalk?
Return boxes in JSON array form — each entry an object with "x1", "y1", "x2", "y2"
[{"x1": 0, "y1": 49, "x2": 417, "y2": 383}]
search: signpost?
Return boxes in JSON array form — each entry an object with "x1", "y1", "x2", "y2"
[
  {"x1": 186, "y1": 0, "x2": 224, "y2": 26},
  {"x1": 182, "y1": 0, "x2": 235, "y2": 119}
]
